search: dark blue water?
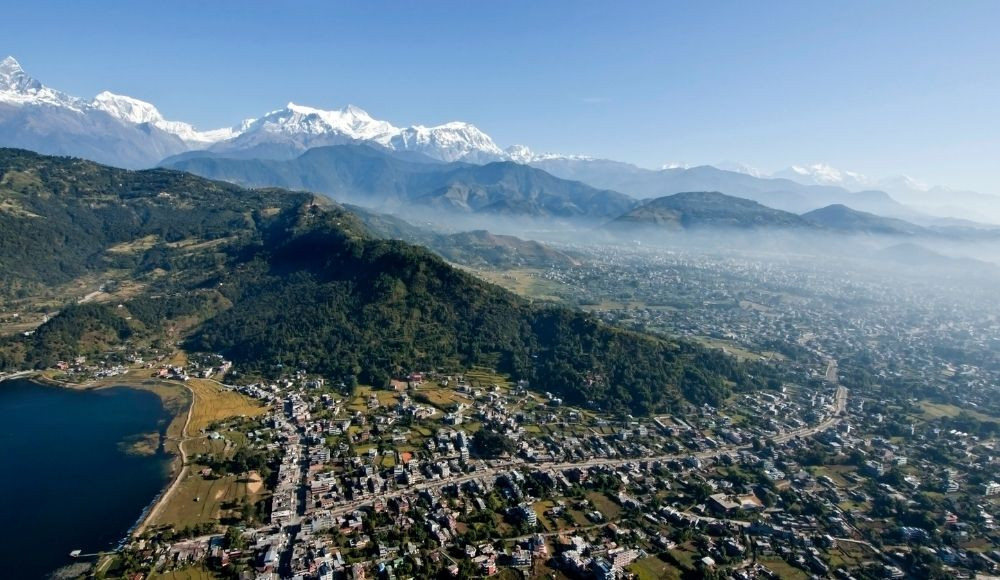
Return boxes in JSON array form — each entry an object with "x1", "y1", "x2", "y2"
[{"x1": 0, "y1": 379, "x2": 173, "y2": 579}]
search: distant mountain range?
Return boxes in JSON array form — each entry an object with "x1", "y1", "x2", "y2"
[
  {"x1": 167, "y1": 144, "x2": 990, "y2": 237},
  {"x1": 163, "y1": 144, "x2": 638, "y2": 220},
  {"x1": 771, "y1": 163, "x2": 1000, "y2": 224},
  {"x1": 3, "y1": 55, "x2": 999, "y2": 225},
  {"x1": 529, "y1": 157, "x2": 916, "y2": 220},
  {"x1": 603, "y1": 191, "x2": 998, "y2": 243}
]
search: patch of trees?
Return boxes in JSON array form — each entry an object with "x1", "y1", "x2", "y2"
[{"x1": 470, "y1": 429, "x2": 515, "y2": 458}]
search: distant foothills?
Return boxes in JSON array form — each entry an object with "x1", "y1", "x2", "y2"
[{"x1": 3, "y1": 55, "x2": 1000, "y2": 225}]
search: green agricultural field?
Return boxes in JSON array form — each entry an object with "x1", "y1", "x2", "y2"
[
  {"x1": 464, "y1": 367, "x2": 512, "y2": 388},
  {"x1": 149, "y1": 565, "x2": 219, "y2": 580},
  {"x1": 759, "y1": 557, "x2": 810, "y2": 580},
  {"x1": 918, "y1": 401, "x2": 997, "y2": 422},
  {"x1": 585, "y1": 491, "x2": 621, "y2": 520},
  {"x1": 416, "y1": 387, "x2": 471, "y2": 409},
  {"x1": 629, "y1": 555, "x2": 682, "y2": 580}
]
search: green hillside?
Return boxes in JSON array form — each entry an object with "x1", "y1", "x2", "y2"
[{"x1": 0, "y1": 149, "x2": 757, "y2": 414}]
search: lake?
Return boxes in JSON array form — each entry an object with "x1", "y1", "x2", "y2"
[{"x1": 0, "y1": 379, "x2": 174, "y2": 579}]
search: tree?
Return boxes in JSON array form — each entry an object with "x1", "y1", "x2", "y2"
[
  {"x1": 224, "y1": 526, "x2": 247, "y2": 550},
  {"x1": 471, "y1": 429, "x2": 515, "y2": 458}
]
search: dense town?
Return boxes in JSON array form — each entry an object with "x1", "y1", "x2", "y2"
[
  {"x1": 11, "y1": 246, "x2": 999, "y2": 580},
  {"x1": 102, "y1": 329, "x2": 997, "y2": 580}
]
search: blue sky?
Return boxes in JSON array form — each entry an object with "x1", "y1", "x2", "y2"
[{"x1": 5, "y1": 1, "x2": 1000, "y2": 190}]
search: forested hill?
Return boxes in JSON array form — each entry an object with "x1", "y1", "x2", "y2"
[
  {"x1": 0, "y1": 148, "x2": 761, "y2": 415},
  {"x1": 188, "y1": 203, "x2": 753, "y2": 414},
  {"x1": 0, "y1": 148, "x2": 312, "y2": 297}
]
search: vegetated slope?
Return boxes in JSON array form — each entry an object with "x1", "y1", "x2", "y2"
[
  {"x1": 164, "y1": 144, "x2": 638, "y2": 220},
  {"x1": 0, "y1": 149, "x2": 760, "y2": 415},
  {"x1": 608, "y1": 191, "x2": 811, "y2": 231},
  {"x1": 189, "y1": 204, "x2": 751, "y2": 414},
  {"x1": 0, "y1": 148, "x2": 308, "y2": 297},
  {"x1": 434, "y1": 230, "x2": 578, "y2": 268},
  {"x1": 348, "y1": 206, "x2": 578, "y2": 268},
  {"x1": 801, "y1": 204, "x2": 929, "y2": 236}
]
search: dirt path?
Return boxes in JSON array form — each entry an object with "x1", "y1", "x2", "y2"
[{"x1": 133, "y1": 383, "x2": 195, "y2": 536}]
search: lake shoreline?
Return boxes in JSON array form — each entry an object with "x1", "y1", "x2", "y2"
[
  {"x1": 0, "y1": 377, "x2": 180, "y2": 578},
  {"x1": 0, "y1": 370, "x2": 194, "y2": 565}
]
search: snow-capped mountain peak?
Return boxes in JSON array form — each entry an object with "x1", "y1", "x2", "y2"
[
  {"x1": 392, "y1": 121, "x2": 505, "y2": 163},
  {"x1": 247, "y1": 102, "x2": 400, "y2": 143},
  {"x1": 0, "y1": 55, "x2": 84, "y2": 110},
  {"x1": 774, "y1": 163, "x2": 873, "y2": 189},
  {"x1": 0, "y1": 56, "x2": 40, "y2": 93},
  {"x1": 882, "y1": 174, "x2": 932, "y2": 193},
  {"x1": 92, "y1": 90, "x2": 237, "y2": 145},
  {"x1": 714, "y1": 160, "x2": 764, "y2": 178},
  {"x1": 505, "y1": 144, "x2": 537, "y2": 163},
  {"x1": 504, "y1": 144, "x2": 594, "y2": 163},
  {"x1": 92, "y1": 91, "x2": 165, "y2": 124}
]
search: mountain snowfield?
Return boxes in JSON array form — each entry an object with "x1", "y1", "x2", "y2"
[{"x1": 91, "y1": 91, "x2": 239, "y2": 145}]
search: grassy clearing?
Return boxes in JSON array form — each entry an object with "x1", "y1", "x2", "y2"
[
  {"x1": 920, "y1": 401, "x2": 964, "y2": 419},
  {"x1": 629, "y1": 555, "x2": 682, "y2": 580},
  {"x1": 568, "y1": 509, "x2": 590, "y2": 526},
  {"x1": 472, "y1": 268, "x2": 568, "y2": 302},
  {"x1": 918, "y1": 401, "x2": 996, "y2": 422},
  {"x1": 759, "y1": 557, "x2": 810, "y2": 579},
  {"x1": 532, "y1": 500, "x2": 557, "y2": 532},
  {"x1": 107, "y1": 234, "x2": 159, "y2": 254},
  {"x1": 811, "y1": 465, "x2": 855, "y2": 487},
  {"x1": 585, "y1": 491, "x2": 621, "y2": 520},
  {"x1": 667, "y1": 548, "x2": 697, "y2": 571},
  {"x1": 151, "y1": 472, "x2": 264, "y2": 529},
  {"x1": 149, "y1": 564, "x2": 219, "y2": 580},
  {"x1": 827, "y1": 541, "x2": 876, "y2": 569},
  {"x1": 693, "y1": 336, "x2": 785, "y2": 362}
]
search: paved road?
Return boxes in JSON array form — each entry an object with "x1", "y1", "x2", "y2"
[{"x1": 825, "y1": 359, "x2": 839, "y2": 384}]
